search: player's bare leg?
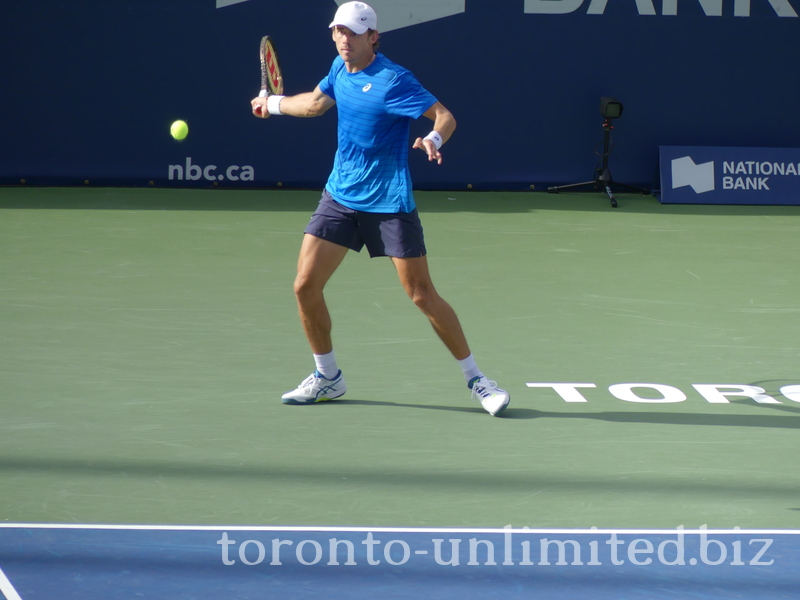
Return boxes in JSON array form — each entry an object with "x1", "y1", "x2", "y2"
[
  {"x1": 391, "y1": 255, "x2": 470, "y2": 360},
  {"x1": 281, "y1": 234, "x2": 349, "y2": 405},
  {"x1": 294, "y1": 234, "x2": 349, "y2": 354},
  {"x1": 392, "y1": 255, "x2": 510, "y2": 416}
]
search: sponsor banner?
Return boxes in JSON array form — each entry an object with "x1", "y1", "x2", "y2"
[
  {"x1": 660, "y1": 146, "x2": 800, "y2": 205},
  {"x1": 3, "y1": 2, "x2": 800, "y2": 189}
]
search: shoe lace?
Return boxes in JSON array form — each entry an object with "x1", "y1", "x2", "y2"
[
  {"x1": 471, "y1": 378, "x2": 499, "y2": 402},
  {"x1": 299, "y1": 372, "x2": 322, "y2": 392}
]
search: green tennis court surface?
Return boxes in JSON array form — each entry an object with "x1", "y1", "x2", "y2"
[{"x1": 1, "y1": 187, "x2": 799, "y2": 532}]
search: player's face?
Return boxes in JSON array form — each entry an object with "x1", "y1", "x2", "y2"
[{"x1": 332, "y1": 26, "x2": 377, "y2": 71}]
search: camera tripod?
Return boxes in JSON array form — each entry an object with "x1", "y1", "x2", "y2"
[{"x1": 547, "y1": 119, "x2": 649, "y2": 208}]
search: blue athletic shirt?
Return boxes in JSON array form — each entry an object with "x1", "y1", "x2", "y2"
[{"x1": 319, "y1": 53, "x2": 437, "y2": 213}]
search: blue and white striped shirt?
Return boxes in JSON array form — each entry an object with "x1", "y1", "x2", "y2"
[{"x1": 319, "y1": 53, "x2": 437, "y2": 213}]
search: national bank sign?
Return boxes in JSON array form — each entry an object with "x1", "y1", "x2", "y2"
[
  {"x1": 660, "y1": 146, "x2": 800, "y2": 205},
  {"x1": 216, "y1": 0, "x2": 799, "y2": 28}
]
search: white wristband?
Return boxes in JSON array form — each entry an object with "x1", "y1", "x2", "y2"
[
  {"x1": 267, "y1": 95, "x2": 285, "y2": 115},
  {"x1": 424, "y1": 131, "x2": 443, "y2": 150}
]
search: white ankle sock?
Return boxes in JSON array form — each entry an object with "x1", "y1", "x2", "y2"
[
  {"x1": 457, "y1": 353, "x2": 483, "y2": 384},
  {"x1": 314, "y1": 351, "x2": 339, "y2": 379}
]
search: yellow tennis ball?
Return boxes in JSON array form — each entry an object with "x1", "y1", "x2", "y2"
[{"x1": 170, "y1": 120, "x2": 189, "y2": 140}]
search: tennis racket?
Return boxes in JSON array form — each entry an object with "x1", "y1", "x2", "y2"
[{"x1": 255, "y1": 35, "x2": 284, "y2": 116}]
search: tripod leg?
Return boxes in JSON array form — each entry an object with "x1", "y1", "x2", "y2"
[
  {"x1": 603, "y1": 185, "x2": 618, "y2": 208},
  {"x1": 547, "y1": 181, "x2": 598, "y2": 194}
]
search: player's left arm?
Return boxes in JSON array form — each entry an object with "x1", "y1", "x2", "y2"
[{"x1": 413, "y1": 102, "x2": 456, "y2": 165}]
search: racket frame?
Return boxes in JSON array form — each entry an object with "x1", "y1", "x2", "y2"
[{"x1": 259, "y1": 35, "x2": 284, "y2": 97}]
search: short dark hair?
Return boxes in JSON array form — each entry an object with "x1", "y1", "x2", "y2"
[{"x1": 368, "y1": 29, "x2": 380, "y2": 52}]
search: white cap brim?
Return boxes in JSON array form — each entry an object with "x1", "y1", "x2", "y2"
[{"x1": 328, "y1": 19, "x2": 370, "y2": 35}]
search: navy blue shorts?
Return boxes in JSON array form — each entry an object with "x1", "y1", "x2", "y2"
[{"x1": 304, "y1": 190, "x2": 427, "y2": 258}]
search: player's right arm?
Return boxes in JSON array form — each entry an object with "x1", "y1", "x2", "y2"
[{"x1": 251, "y1": 85, "x2": 335, "y2": 119}]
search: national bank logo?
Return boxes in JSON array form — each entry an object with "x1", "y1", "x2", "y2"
[
  {"x1": 661, "y1": 146, "x2": 800, "y2": 203},
  {"x1": 671, "y1": 152, "x2": 800, "y2": 195},
  {"x1": 671, "y1": 156, "x2": 715, "y2": 194}
]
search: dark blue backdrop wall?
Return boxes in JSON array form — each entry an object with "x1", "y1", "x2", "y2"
[{"x1": 2, "y1": 0, "x2": 798, "y2": 190}]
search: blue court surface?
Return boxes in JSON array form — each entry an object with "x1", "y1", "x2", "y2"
[{"x1": 1, "y1": 525, "x2": 798, "y2": 599}]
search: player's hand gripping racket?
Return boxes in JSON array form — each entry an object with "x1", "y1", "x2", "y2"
[{"x1": 254, "y1": 35, "x2": 284, "y2": 116}]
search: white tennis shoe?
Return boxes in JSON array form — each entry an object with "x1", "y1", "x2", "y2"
[
  {"x1": 282, "y1": 370, "x2": 347, "y2": 405},
  {"x1": 469, "y1": 376, "x2": 510, "y2": 416}
]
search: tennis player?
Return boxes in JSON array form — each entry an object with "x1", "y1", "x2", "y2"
[{"x1": 251, "y1": 1, "x2": 509, "y2": 416}]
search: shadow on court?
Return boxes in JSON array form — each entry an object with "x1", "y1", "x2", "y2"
[
  {"x1": 0, "y1": 453, "x2": 797, "y2": 498},
  {"x1": 334, "y1": 400, "x2": 800, "y2": 429},
  {"x1": 529, "y1": 409, "x2": 800, "y2": 429}
]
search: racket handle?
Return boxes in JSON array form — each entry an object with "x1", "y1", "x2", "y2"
[{"x1": 255, "y1": 89, "x2": 268, "y2": 116}]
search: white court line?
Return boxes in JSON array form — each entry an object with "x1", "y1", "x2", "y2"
[
  {"x1": 0, "y1": 567, "x2": 23, "y2": 600},
  {"x1": 0, "y1": 523, "x2": 799, "y2": 535}
]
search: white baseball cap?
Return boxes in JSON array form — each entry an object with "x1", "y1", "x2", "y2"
[{"x1": 329, "y1": 1, "x2": 378, "y2": 35}]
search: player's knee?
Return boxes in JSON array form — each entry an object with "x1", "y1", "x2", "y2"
[
  {"x1": 409, "y1": 287, "x2": 438, "y2": 313},
  {"x1": 293, "y1": 274, "x2": 321, "y2": 302}
]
